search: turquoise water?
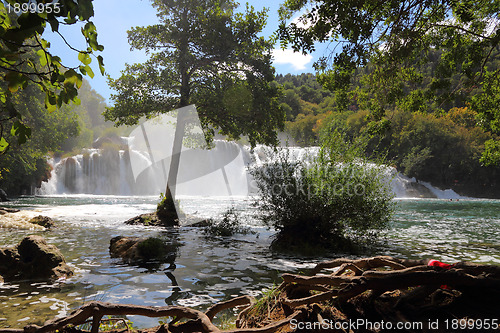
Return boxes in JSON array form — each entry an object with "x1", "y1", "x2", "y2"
[
  {"x1": 383, "y1": 199, "x2": 500, "y2": 264},
  {"x1": 0, "y1": 196, "x2": 499, "y2": 327}
]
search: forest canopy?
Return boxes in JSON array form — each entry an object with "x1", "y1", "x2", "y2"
[
  {"x1": 277, "y1": 71, "x2": 500, "y2": 198},
  {"x1": 278, "y1": 0, "x2": 500, "y2": 165}
]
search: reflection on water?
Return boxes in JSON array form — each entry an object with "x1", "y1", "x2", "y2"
[{"x1": 1, "y1": 196, "x2": 499, "y2": 327}]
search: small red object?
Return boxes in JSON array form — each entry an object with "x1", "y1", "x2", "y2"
[
  {"x1": 428, "y1": 259, "x2": 453, "y2": 269},
  {"x1": 428, "y1": 259, "x2": 455, "y2": 290}
]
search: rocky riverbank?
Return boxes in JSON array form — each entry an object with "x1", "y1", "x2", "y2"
[
  {"x1": 0, "y1": 235, "x2": 73, "y2": 283},
  {"x1": 1, "y1": 256, "x2": 498, "y2": 333}
]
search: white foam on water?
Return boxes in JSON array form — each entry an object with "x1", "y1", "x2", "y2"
[{"x1": 0, "y1": 211, "x2": 45, "y2": 230}]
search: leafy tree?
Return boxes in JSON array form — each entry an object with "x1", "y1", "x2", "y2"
[
  {"x1": 0, "y1": 83, "x2": 80, "y2": 194},
  {"x1": 105, "y1": 0, "x2": 284, "y2": 221},
  {"x1": 278, "y1": 0, "x2": 500, "y2": 163},
  {"x1": 282, "y1": 89, "x2": 302, "y2": 119},
  {"x1": 61, "y1": 79, "x2": 114, "y2": 151},
  {"x1": 0, "y1": 0, "x2": 104, "y2": 152},
  {"x1": 471, "y1": 69, "x2": 500, "y2": 165},
  {"x1": 324, "y1": 107, "x2": 500, "y2": 197}
]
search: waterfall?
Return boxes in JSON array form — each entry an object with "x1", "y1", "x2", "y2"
[
  {"x1": 39, "y1": 142, "x2": 462, "y2": 199},
  {"x1": 39, "y1": 148, "x2": 161, "y2": 195}
]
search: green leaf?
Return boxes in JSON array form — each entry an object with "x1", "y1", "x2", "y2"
[
  {"x1": 78, "y1": 0, "x2": 94, "y2": 21},
  {"x1": 37, "y1": 49, "x2": 49, "y2": 66},
  {"x1": 0, "y1": 91, "x2": 6, "y2": 103},
  {"x1": 65, "y1": 17, "x2": 78, "y2": 25},
  {"x1": 11, "y1": 121, "x2": 31, "y2": 145},
  {"x1": 45, "y1": 93, "x2": 57, "y2": 112},
  {"x1": 79, "y1": 65, "x2": 87, "y2": 76},
  {"x1": 48, "y1": 18, "x2": 59, "y2": 32},
  {"x1": 0, "y1": 137, "x2": 9, "y2": 153},
  {"x1": 58, "y1": 91, "x2": 65, "y2": 106},
  {"x1": 5, "y1": 72, "x2": 27, "y2": 92},
  {"x1": 64, "y1": 69, "x2": 83, "y2": 88},
  {"x1": 78, "y1": 51, "x2": 91, "y2": 65},
  {"x1": 97, "y1": 55, "x2": 105, "y2": 75},
  {"x1": 84, "y1": 65, "x2": 94, "y2": 78}
]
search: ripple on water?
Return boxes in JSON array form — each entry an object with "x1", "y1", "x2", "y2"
[{"x1": 1, "y1": 196, "x2": 500, "y2": 329}]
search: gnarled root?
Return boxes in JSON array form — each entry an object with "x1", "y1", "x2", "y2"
[{"x1": 3, "y1": 256, "x2": 499, "y2": 333}]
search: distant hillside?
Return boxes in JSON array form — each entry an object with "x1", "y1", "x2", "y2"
[{"x1": 276, "y1": 70, "x2": 500, "y2": 198}]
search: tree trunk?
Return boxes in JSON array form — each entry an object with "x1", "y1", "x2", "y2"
[
  {"x1": 160, "y1": 7, "x2": 191, "y2": 225},
  {"x1": 158, "y1": 113, "x2": 186, "y2": 225}
]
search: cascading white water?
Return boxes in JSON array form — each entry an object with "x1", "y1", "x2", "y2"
[
  {"x1": 39, "y1": 148, "x2": 162, "y2": 195},
  {"x1": 39, "y1": 142, "x2": 462, "y2": 199}
]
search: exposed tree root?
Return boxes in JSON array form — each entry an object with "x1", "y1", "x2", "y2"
[
  {"x1": 2, "y1": 256, "x2": 499, "y2": 333},
  {"x1": 239, "y1": 256, "x2": 500, "y2": 332}
]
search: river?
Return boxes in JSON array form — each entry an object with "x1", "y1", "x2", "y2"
[{"x1": 0, "y1": 195, "x2": 499, "y2": 328}]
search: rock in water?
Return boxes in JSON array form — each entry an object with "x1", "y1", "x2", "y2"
[
  {"x1": 124, "y1": 212, "x2": 179, "y2": 227},
  {"x1": 0, "y1": 235, "x2": 73, "y2": 282},
  {"x1": 109, "y1": 236, "x2": 178, "y2": 267},
  {"x1": 29, "y1": 215, "x2": 55, "y2": 228}
]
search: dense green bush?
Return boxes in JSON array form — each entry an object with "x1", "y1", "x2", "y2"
[
  {"x1": 204, "y1": 208, "x2": 253, "y2": 237},
  {"x1": 251, "y1": 134, "x2": 394, "y2": 253}
]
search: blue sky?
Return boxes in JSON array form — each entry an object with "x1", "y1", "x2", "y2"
[{"x1": 44, "y1": 0, "x2": 328, "y2": 103}]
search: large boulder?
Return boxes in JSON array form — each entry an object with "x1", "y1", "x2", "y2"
[
  {"x1": 0, "y1": 235, "x2": 73, "y2": 282},
  {"x1": 109, "y1": 236, "x2": 178, "y2": 267}
]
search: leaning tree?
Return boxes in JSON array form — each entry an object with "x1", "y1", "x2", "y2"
[
  {"x1": 278, "y1": 0, "x2": 500, "y2": 165},
  {"x1": 105, "y1": 0, "x2": 284, "y2": 223}
]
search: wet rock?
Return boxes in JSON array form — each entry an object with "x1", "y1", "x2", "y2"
[
  {"x1": 0, "y1": 235, "x2": 73, "y2": 282},
  {"x1": 29, "y1": 215, "x2": 55, "y2": 228},
  {"x1": 124, "y1": 212, "x2": 179, "y2": 227},
  {"x1": 109, "y1": 236, "x2": 177, "y2": 266},
  {"x1": 124, "y1": 212, "x2": 210, "y2": 228}
]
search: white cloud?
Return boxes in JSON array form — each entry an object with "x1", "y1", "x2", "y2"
[{"x1": 272, "y1": 49, "x2": 313, "y2": 71}]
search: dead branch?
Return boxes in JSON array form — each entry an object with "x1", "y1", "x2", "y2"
[
  {"x1": 282, "y1": 273, "x2": 352, "y2": 286},
  {"x1": 205, "y1": 295, "x2": 254, "y2": 320},
  {"x1": 282, "y1": 290, "x2": 338, "y2": 308},
  {"x1": 226, "y1": 309, "x2": 304, "y2": 333},
  {"x1": 334, "y1": 262, "x2": 364, "y2": 276},
  {"x1": 1, "y1": 302, "x2": 220, "y2": 333},
  {"x1": 310, "y1": 256, "x2": 411, "y2": 275},
  {"x1": 1, "y1": 299, "x2": 301, "y2": 333}
]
